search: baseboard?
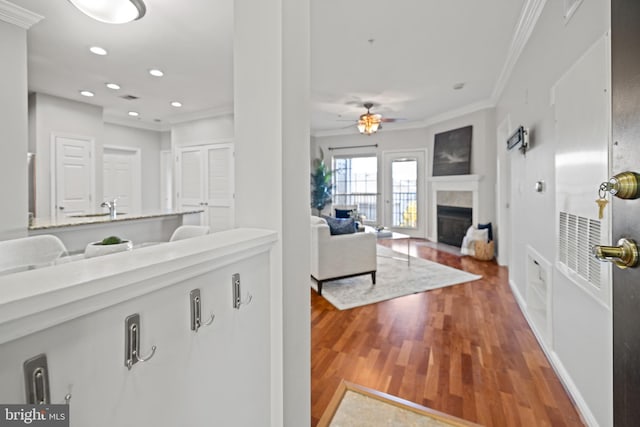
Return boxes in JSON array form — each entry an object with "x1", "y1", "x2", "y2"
[{"x1": 508, "y1": 279, "x2": 600, "y2": 427}]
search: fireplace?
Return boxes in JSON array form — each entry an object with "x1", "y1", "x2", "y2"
[{"x1": 437, "y1": 205, "x2": 472, "y2": 247}]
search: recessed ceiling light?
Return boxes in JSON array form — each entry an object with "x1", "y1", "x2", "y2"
[
  {"x1": 89, "y1": 46, "x2": 108, "y2": 56},
  {"x1": 170, "y1": 101, "x2": 182, "y2": 107},
  {"x1": 80, "y1": 90, "x2": 94, "y2": 97},
  {"x1": 149, "y1": 69, "x2": 164, "y2": 77},
  {"x1": 106, "y1": 83, "x2": 121, "y2": 90},
  {"x1": 128, "y1": 111, "x2": 139, "y2": 117},
  {"x1": 453, "y1": 82, "x2": 465, "y2": 90}
]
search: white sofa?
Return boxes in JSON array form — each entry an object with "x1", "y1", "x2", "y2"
[{"x1": 310, "y1": 215, "x2": 377, "y2": 295}]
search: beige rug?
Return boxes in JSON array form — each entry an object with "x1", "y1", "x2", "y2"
[
  {"x1": 311, "y1": 245, "x2": 481, "y2": 310},
  {"x1": 318, "y1": 381, "x2": 481, "y2": 427}
]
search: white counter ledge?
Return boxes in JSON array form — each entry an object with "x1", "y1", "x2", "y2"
[
  {"x1": 28, "y1": 209, "x2": 204, "y2": 230},
  {"x1": 0, "y1": 227, "x2": 278, "y2": 345}
]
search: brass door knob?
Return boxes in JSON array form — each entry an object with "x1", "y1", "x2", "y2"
[
  {"x1": 592, "y1": 238, "x2": 639, "y2": 269},
  {"x1": 609, "y1": 171, "x2": 640, "y2": 199}
]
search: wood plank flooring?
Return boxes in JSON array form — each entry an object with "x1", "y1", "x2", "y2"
[{"x1": 311, "y1": 239, "x2": 585, "y2": 426}]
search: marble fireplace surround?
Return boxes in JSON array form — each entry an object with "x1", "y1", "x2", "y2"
[{"x1": 428, "y1": 175, "x2": 482, "y2": 242}]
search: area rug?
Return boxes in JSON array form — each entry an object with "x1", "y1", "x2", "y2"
[
  {"x1": 318, "y1": 381, "x2": 481, "y2": 427},
  {"x1": 310, "y1": 245, "x2": 481, "y2": 310}
]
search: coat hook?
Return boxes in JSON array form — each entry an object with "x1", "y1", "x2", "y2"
[
  {"x1": 125, "y1": 314, "x2": 157, "y2": 370},
  {"x1": 190, "y1": 289, "x2": 215, "y2": 332},
  {"x1": 232, "y1": 273, "x2": 253, "y2": 309}
]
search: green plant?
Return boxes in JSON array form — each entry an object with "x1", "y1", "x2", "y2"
[
  {"x1": 100, "y1": 236, "x2": 124, "y2": 245},
  {"x1": 311, "y1": 151, "x2": 333, "y2": 215}
]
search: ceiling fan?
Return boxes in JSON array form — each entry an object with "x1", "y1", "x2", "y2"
[{"x1": 354, "y1": 103, "x2": 403, "y2": 135}]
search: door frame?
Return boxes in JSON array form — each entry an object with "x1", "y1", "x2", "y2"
[
  {"x1": 50, "y1": 133, "x2": 96, "y2": 218},
  {"x1": 160, "y1": 150, "x2": 173, "y2": 210},
  {"x1": 496, "y1": 116, "x2": 512, "y2": 267},
  {"x1": 381, "y1": 149, "x2": 428, "y2": 238},
  {"x1": 103, "y1": 144, "x2": 142, "y2": 212}
]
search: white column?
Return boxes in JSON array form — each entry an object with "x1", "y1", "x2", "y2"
[
  {"x1": 0, "y1": 3, "x2": 41, "y2": 240},
  {"x1": 234, "y1": 0, "x2": 310, "y2": 426}
]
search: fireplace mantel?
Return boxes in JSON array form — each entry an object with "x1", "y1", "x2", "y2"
[
  {"x1": 427, "y1": 174, "x2": 482, "y2": 183},
  {"x1": 428, "y1": 175, "x2": 483, "y2": 241}
]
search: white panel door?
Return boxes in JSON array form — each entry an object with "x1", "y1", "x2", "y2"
[
  {"x1": 205, "y1": 144, "x2": 234, "y2": 232},
  {"x1": 177, "y1": 147, "x2": 205, "y2": 223},
  {"x1": 54, "y1": 135, "x2": 94, "y2": 216},
  {"x1": 177, "y1": 144, "x2": 234, "y2": 231},
  {"x1": 103, "y1": 147, "x2": 141, "y2": 213}
]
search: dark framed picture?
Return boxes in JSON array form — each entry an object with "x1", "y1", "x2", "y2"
[{"x1": 432, "y1": 125, "x2": 472, "y2": 176}]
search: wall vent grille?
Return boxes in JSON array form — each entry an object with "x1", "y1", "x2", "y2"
[{"x1": 558, "y1": 211, "x2": 601, "y2": 289}]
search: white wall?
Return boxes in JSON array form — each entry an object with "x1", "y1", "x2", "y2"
[
  {"x1": 313, "y1": 108, "x2": 497, "y2": 238},
  {"x1": 496, "y1": 1, "x2": 610, "y2": 425},
  {"x1": 31, "y1": 93, "x2": 104, "y2": 218},
  {"x1": 160, "y1": 131, "x2": 171, "y2": 151},
  {"x1": 104, "y1": 123, "x2": 162, "y2": 210},
  {"x1": 170, "y1": 115, "x2": 234, "y2": 147},
  {"x1": 0, "y1": 21, "x2": 28, "y2": 240},
  {"x1": 234, "y1": 0, "x2": 310, "y2": 425}
]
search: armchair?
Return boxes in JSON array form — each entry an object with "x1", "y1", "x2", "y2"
[{"x1": 310, "y1": 215, "x2": 377, "y2": 295}]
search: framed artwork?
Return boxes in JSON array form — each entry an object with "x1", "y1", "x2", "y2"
[{"x1": 432, "y1": 125, "x2": 472, "y2": 176}]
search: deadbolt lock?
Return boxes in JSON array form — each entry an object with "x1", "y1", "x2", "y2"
[
  {"x1": 605, "y1": 171, "x2": 640, "y2": 200},
  {"x1": 593, "y1": 238, "x2": 639, "y2": 269}
]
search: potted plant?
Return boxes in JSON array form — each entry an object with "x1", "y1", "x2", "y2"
[
  {"x1": 311, "y1": 150, "x2": 332, "y2": 216},
  {"x1": 84, "y1": 235, "x2": 133, "y2": 258}
]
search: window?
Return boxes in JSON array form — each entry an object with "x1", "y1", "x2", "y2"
[{"x1": 332, "y1": 156, "x2": 377, "y2": 222}]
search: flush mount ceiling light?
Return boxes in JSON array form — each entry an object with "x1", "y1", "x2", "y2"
[
  {"x1": 170, "y1": 101, "x2": 182, "y2": 107},
  {"x1": 149, "y1": 69, "x2": 164, "y2": 77},
  {"x1": 128, "y1": 111, "x2": 139, "y2": 117},
  {"x1": 68, "y1": 0, "x2": 146, "y2": 24},
  {"x1": 80, "y1": 90, "x2": 94, "y2": 97},
  {"x1": 89, "y1": 46, "x2": 108, "y2": 56},
  {"x1": 106, "y1": 83, "x2": 121, "y2": 90}
]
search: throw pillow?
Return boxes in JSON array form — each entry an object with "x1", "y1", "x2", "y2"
[
  {"x1": 322, "y1": 215, "x2": 356, "y2": 235},
  {"x1": 334, "y1": 208, "x2": 354, "y2": 219},
  {"x1": 478, "y1": 222, "x2": 493, "y2": 241}
]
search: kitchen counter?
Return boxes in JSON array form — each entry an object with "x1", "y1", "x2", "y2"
[
  {"x1": 29, "y1": 209, "x2": 204, "y2": 230},
  {"x1": 28, "y1": 209, "x2": 205, "y2": 252}
]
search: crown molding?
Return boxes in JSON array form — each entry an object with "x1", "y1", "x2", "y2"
[
  {"x1": 491, "y1": 0, "x2": 547, "y2": 102},
  {"x1": 169, "y1": 105, "x2": 234, "y2": 126},
  {"x1": 0, "y1": 0, "x2": 43, "y2": 29},
  {"x1": 311, "y1": 99, "x2": 495, "y2": 138}
]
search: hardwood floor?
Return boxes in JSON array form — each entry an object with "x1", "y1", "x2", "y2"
[{"x1": 311, "y1": 239, "x2": 585, "y2": 426}]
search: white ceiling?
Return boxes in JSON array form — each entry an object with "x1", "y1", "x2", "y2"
[{"x1": 9, "y1": 0, "x2": 526, "y2": 134}]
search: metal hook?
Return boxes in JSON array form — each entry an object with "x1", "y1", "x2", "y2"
[
  {"x1": 190, "y1": 289, "x2": 216, "y2": 332},
  {"x1": 133, "y1": 345, "x2": 157, "y2": 362},
  {"x1": 232, "y1": 273, "x2": 253, "y2": 310},
  {"x1": 125, "y1": 314, "x2": 157, "y2": 370}
]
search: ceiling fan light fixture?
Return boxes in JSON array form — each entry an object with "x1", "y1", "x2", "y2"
[
  {"x1": 357, "y1": 116, "x2": 380, "y2": 135},
  {"x1": 68, "y1": 0, "x2": 146, "y2": 24}
]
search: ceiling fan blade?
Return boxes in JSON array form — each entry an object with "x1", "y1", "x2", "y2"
[{"x1": 380, "y1": 118, "x2": 406, "y2": 123}]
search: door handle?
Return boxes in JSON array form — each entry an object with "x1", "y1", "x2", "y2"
[{"x1": 593, "y1": 238, "x2": 639, "y2": 269}]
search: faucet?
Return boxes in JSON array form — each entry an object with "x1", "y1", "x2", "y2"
[{"x1": 101, "y1": 198, "x2": 118, "y2": 219}]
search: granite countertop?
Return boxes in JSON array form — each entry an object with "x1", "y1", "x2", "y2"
[{"x1": 29, "y1": 209, "x2": 204, "y2": 230}]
